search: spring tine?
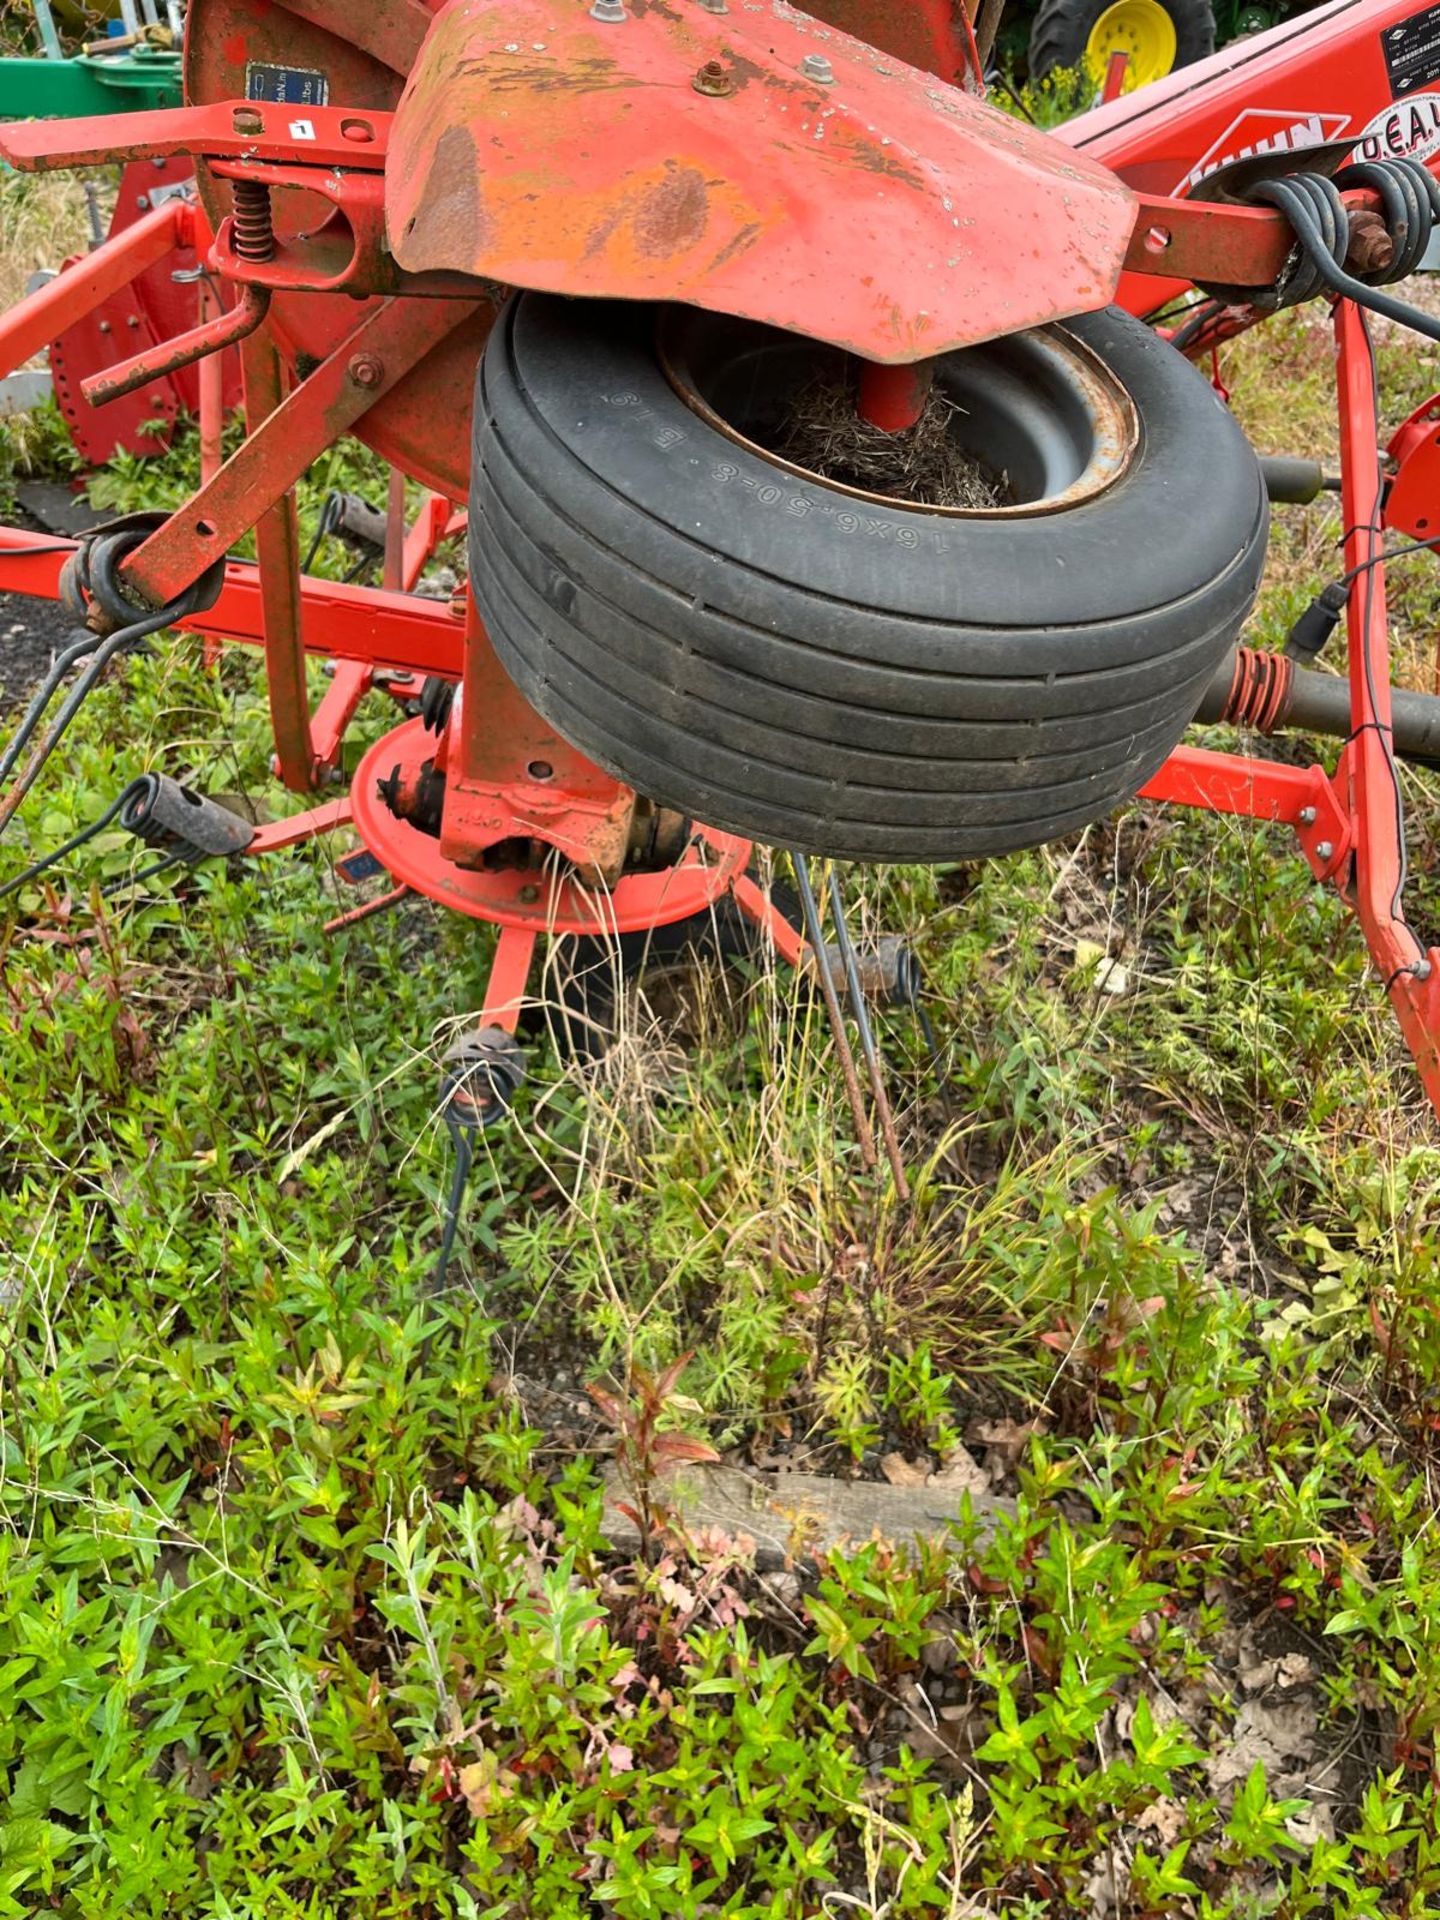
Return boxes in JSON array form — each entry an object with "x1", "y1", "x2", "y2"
[
  {"x1": 791, "y1": 851, "x2": 876, "y2": 1170},
  {"x1": 826, "y1": 868, "x2": 910, "y2": 1203}
]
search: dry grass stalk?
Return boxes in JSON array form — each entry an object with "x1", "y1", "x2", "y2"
[{"x1": 770, "y1": 374, "x2": 1009, "y2": 511}]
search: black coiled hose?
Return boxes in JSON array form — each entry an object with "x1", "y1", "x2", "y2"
[{"x1": 1245, "y1": 159, "x2": 1440, "y2": 341}]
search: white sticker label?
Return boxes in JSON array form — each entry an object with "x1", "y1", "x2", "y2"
[
  {"x1": 1352, "y1": 91, "x2": 1440, "y2": 163},
  {"x1": 289, "y1": 118, "x2": 317, "y2": 141}
]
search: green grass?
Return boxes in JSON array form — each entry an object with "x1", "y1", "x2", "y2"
[{"x1": 6, "y1": 270, "x2": 1440, "y2": 1914}]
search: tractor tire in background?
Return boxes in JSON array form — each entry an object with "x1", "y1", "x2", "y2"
[
  {"x1": 470, "y1": 295, "x2": 1267, "y2": 865},
  {"x1": 1029, "y1": 0, "x2": 1214, "y2": 86}
]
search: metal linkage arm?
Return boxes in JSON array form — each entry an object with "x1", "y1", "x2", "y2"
[{"x1": 0, "y1": 195, "x2": 193, "y2": 380}]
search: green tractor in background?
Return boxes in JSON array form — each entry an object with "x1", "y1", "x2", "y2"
[
  {"x1": 0, "y1": 0, "x2": 182, "y2": 121},
  {"x1": 1018, "y1": 0, "x2": 1307, "y2": 94}
]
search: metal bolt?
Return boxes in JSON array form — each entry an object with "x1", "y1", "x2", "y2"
[
  {"x1": 348, "y1": 353, "x2": 384, "y2": 389},
  {"x1": 590, "y1": 0, "x2": 625, "y2": 18},
  {"x1": 698, "y1": 0, "x2": 728, "y2": 10},
  {"x1": 693, "y1": 57, "x2": 734, "y2": 94},
  {"x1": 518, "y1": 883, "x2": 541, "y2": 904},
  {"x1": 136, "y1": 193, "x2": 150, "y2": 210},
  {"x1": 232, "y1": 105, "x2": 264, "y2": 133},
  {"x1": 800, "y1": 51, "x2": 835, "y2": 82},
  {"x1": 98, "y1": 320, "x2": 111, "y2": 334},
  {"x1": 1298, "y1": 805, "x2": 1317, "y2": 826},
  {"x1": 1315, "y1": 840, "x2": 1334, "y2": 861},
  {"x1": 126, "y1": 315, "x2": 140, "y2": 329},
  {"x1": 1416, "y1": 958, "x2": 1434, "y2": 981},
  {"x1": 1345, "y1": 208, "x2": 1395, "y2": 278},
  {"x1": 152, "y1": 155, "x2": 166, "y2": 169}
]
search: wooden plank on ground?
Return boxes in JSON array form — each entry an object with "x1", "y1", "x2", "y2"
[{"x1": 600, "y1": 1463, "x2": 1013, "y2": 1570}]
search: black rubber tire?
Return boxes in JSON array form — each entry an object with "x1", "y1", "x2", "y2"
[
  {"x1": 470, "y1": 296, "x2": 1266, "y2": 864},
  {"x1": 1029, "y1": 0, "x2": 1215, "y2": 77}
]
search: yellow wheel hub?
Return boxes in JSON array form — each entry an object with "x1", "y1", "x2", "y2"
[{"x1": 1084, "y1": 0, "x2": 1177, "y2": 88}]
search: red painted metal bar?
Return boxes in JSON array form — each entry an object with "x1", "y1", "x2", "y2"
[
  {"x1": 1101, "y1": 51, "x2": 1130, "y2": 104},
  {"x1": 857, "y1": 361, "x2": 933, "y2": 434},
  {"x1": 0, "y1": 529, "x2": 465, "y2": 678},
  {"x1": 309, "y1": 660, "x2": 374, "y2": 776},
  {"x1": 324, "y1": 884, "x2": 412, "y2": 934},
  {"x1": 732, "y1": 873, "x2": 808, "y2": 969},
  {"x1": 401, "y1": 493, "x2": 457, "y2": 594},
  {"x1": 384, "y1": 469, "x2": 407, "y2": 594},
  {"x1": 1331, "y1": 300, "x2": 1440, "y2": 1109},
  {"x1": 121, "y1": 297, "x2": 483, "y2": 610},
  {"x1": 1138, "y1": 745, "x2": 1350, "y2": 878},
  {"x1": 197, "y1": 281, "x2": 226, "y2": 489},
  {"x1": 244, "y1": 795, "x2": 352, "y2": 854},
  {"x1": 1122, "y1": 192, "x2": 1294, "y2": 286},
  {"x1": 83, "y1": 285, "x2": 270, "y2": 408},
  {"x1": 0, "y1": 100, "x2": 392, "y2": 174},
  {"x1": 0, "y1": 198, "x2": 191, "y2": 379},
  {"x1": 240, "y1": 328, "x2": 314, "y2": 793},
  {"x1": 481, "y1": 924, "x2": 540, "y2": 1032}
]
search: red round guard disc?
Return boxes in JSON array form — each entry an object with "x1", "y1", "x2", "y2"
[{"x1": 350, "y1": 717, "x2": 751, "y2": 933}]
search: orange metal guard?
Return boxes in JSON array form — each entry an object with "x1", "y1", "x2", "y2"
[{"x1": 386, "y1": 0, "x2": 1138, "y2": 361}]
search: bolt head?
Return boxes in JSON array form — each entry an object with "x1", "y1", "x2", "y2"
[
  {"x1": 693, "y1": 57, "x2": 734, "y2": 94},
  {"x1": 136, "y1": 193, "x2": 150, "y2": 210},
  {"x1": 590, "y1": 0, "x2": 626, "y2": 18},
  {"x1": 1416, "y1": 958, "x2": 1434, "y2": 981},
  {"x1": 800, "y1": 51, "x2": 835, "y2": 82},
  {"x1": 1298, "y1": 805, "x2": 1317, "y2": 826},
  {"x1": 518, "y1": 883, "x2": 541, "y2": 905},
  {"x1": 232, "y1": 106, "x2": 264, "y2": 133},
  {"x1": 98, "y1": 320, "x2": 111, "y2": 334},
  {"x1": 348, "y1": 354, "x2": 384, "y2": 389},
  {"x1": 1315, "y1": 840, "x2": 1334, "y2": 861},
  {"x1": 698, "y1": 0, "x2": 728, "y2": 10}
]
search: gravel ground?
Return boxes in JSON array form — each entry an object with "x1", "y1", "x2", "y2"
[{"x1": 0, "y1": 588, "x2": 79, "y2": 715}]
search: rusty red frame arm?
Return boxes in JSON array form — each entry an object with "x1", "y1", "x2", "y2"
[
  {"x1": 0, "y1": 195, "x2": 196, "y2": 381},
  {"x1": 82, "y1": 285, "x2": 271, "y2": 408}
]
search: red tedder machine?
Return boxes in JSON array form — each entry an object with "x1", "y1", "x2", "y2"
[{"x1": 6, "y1": 0, "x2": 1440, "y2": 1167}]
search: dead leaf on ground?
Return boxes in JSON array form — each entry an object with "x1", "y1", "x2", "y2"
[
  {"x1": 929, "y1": 1446, "x2": 989, "y2": 1495},
  {"x1": 1135, "y1": 1798, "x2": 1185, "y2": 1848},
  {"x1": 966, "y1": 1415, "x2": 1050, "y2": 1472},
  {"x1": 880, "y1": 1451, "x2": 931, "y2": 1488}
]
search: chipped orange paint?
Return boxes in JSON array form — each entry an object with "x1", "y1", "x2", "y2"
[{"x1": 387, "y1": 0, "x2": 1136, "y2": 361}]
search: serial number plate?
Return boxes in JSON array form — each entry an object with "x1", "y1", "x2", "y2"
[{"x1": 243, "y1": 62, "x2": 330, "y2": 107}]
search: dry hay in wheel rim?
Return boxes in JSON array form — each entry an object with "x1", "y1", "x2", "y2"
[{"x1": 769, "y1": 374, "x2": 1011, "y2": 511}]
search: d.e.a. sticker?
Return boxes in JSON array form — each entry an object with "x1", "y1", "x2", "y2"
[{"x1": 1352, "y1": 89, "x2": 1440, "y2": 161}]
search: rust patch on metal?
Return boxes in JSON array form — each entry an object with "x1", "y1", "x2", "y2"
[
  {"x1": 705, "y1": 220, "x2": 763, "y2": 274},
  {"x1": 461, "y1": 53, "x2": 644, "y2": 96},
  {"x1": 633, "y1": 165, "x2": 711, "y2": 259},
  {"x1": 403, "y1": 123, "x2": 489, "y2": 262}
]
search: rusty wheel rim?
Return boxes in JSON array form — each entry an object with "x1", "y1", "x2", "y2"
[{"x1": 658, "y1": 308, "x2": 1139, "y2": 519}]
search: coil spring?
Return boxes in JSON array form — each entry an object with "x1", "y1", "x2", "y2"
[
  {"x1": 230, "y1": 177, "x2": 276, "y2": 264},
  {"x1": 1213, "y1": 646, "x2": 1294, "y2": 733},
  {"x1": 1250, "y1": 159, "x2": 1440, "y2": 309}
]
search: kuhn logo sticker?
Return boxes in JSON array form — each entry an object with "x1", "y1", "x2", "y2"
[
  {"x1": 1352, "y1": 91, "x2": 1440, "y2": 161},
  {"x1": 1177, "y1": 110, "x2": 1350, "y2": 193}
]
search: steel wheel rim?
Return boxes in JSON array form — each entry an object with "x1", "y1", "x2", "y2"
[{"x1": 658, "y1": 309, "x2": 1140, "y2": 520}]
